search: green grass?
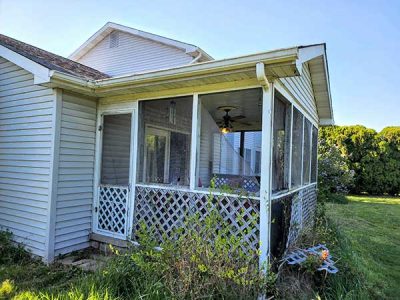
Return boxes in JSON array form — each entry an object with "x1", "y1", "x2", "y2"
[{"x1": 326, "y1": 195, "x2": 400, "y2": 299}]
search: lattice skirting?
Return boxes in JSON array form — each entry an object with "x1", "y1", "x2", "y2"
[
  {"x1": 133, "y1": 186, "x2": 260, "y2": 251},
  {"x1": 97, "y1": 185, "x2": 129, "y2": 236},
  {"x1": 286, "y1": 185, "x2": 318, "y2": 246}
]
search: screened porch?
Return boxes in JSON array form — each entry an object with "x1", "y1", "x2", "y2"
[{"x1": 93, "y1": 85, "x2": 319, "y2": 262}]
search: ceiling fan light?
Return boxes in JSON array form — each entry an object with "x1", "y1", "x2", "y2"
[{"x1": 220, "y1": 126, "x2": 232, "y2": 134}]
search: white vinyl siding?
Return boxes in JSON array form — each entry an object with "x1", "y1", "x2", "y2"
[
  {"x1": 280, "y1": 63, "x2": 318, "y2": 121},
  {"x1": 0, "y1": 57, "x2": 54, "y2": 257},
  {"x1": 54, "y1": 92, "x2": 96, "y2": 255},
  {"x1": 77, "y1": 31, "x2": 193, "y2": 76}
]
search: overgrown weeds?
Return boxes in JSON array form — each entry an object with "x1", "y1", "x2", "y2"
[
  {"x1": 276, "y1": 195, "x2": 369, "y2": 299},
  {"x1": 1, "y1": 189, "x2": 276, "y2": 299}
]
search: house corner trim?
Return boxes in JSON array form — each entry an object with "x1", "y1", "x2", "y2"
[{"x1": 45, "y1": 88, "x2": 62, "y2": 263}]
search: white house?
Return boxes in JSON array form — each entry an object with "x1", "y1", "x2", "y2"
[{"x1": 0, "y1": 22, "x2": 333, "y2": 264}]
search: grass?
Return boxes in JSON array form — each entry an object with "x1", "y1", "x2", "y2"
[
  {"x1": 1, "y1": 195, "x2": 399, "y2": 299},
  {"x1": 325, "y1": 195, "x2": 400, "y2": 299}
]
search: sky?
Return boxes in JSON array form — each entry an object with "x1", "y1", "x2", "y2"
[{"x1": 0, "y1": 0, "x2": 399, "y2": 131}]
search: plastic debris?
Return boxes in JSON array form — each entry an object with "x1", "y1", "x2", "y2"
[{"x1": 285, "y1": 244, "x2": 339, "y2": 274}]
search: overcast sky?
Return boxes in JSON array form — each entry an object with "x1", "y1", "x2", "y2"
[{"x1": 1, "y1": 0, "x2": 399, "y2": 131}]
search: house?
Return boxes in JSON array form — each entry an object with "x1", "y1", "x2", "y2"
[{"x1": 0, "y1": 22, "x2": 334, "y2": 264}]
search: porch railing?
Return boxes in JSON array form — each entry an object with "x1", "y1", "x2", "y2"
[{"x1": 132, "y1": 185, "x2": 260, "y2": 251}]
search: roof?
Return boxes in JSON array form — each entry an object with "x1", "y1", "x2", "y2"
[
  {"x1": 0, "y1": 31, "x2": 333, "y2": 125},
  {"x1": 69, "y1": 22, "x2": 213, "y2": 62},
  {"x1": 0, "y1": 34, "x2": 110, "y2": 80}
]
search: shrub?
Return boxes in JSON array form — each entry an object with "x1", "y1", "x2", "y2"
[
  {"x1": 0, "y1": 230, "x2": 31, "y2": 264},
  {"x1": 318, "y1": 137, "x2": 354, "y2": 202},
  {"x1": 127, "y1": 192, "x2": 277, "y2": 299},
  {"x1": 318, "y1": 125, "x2": 400, "y2": 196}
]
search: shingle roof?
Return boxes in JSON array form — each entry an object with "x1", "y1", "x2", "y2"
[{"x1": 0, "y1": 34, "x2": 110, "y2": 80}]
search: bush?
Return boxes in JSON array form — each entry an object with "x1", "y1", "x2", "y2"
[
  {"x1": 9, "y1": 191, "x2": 276, "y2": 300},
  {"x1": 318, "y1": 137, "x2": 354, "y2": 202},
  {"x1": 126, "y1": 192, "x2": 276, "y2": 299},
  {"x1": 0, "y1": 230, "x2": 31, "y2": 264},
  {"x1": 319, "y1": 125, "x2": 400, "y2": 196}
]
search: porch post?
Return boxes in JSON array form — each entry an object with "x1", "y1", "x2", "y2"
[
  {"x1": 189, "y1": 94, "x2": 200, "y2": 190},
  {"x1": 126, "y1": 101, "x2": 139, "y2": 238},
  {"x1": 258, "y1": 81, "x2": 274, "y2": 268}
]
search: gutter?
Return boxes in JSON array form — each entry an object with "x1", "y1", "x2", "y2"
[
  {"x1": 94, "y1": 47, "x2": 299, "y2": 89},
  {"x1": 46, "y1": 47, "x2": 300, "y2": 94}
]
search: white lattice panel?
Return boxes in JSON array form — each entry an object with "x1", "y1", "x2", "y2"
[
  {"x1": 287, "y1": 191, "x2": 303, "y2": 247},
  {"x1": 302, "y1": 186, "x2": 317, "y2": 228},
  {"x1": 97, "y1": 185, "x2": 129, "y2": 237},
  {"x1": 213, "y1": 174, "x2": 260, "y2": 193},
  {"x1": 133, "y1": 186, "x2": 260, "y2": 251}
]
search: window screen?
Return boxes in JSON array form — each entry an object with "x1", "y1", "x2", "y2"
[
  {"x1": 302, "y1": 118, "x2": 312, "y2": 184},
  {"x1": 291, "y1": 108, "x2": 303, "y2": 188},
  {"x1": 311, "y1": 126, "x2": 318, "y2": 183},
  {"x1": 255, "y1": 151, "x2": 261, "y2": 174},
  {"x1": 100, "y1": 114, "x2": 131, "y2": 185},
  {"x1": 272, "y1": 96, "x2": 291, "y2": 193},
  {"x1": 137, "y1": 97, "x2": 192, "y2": 186}
]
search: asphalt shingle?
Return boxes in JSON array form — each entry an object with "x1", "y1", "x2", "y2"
[{"x1": 0, "y1": 34, "x2": 110, "y2": 80}]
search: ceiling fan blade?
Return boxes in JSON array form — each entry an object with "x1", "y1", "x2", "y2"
[
  {"x1": 235, "y1": 121, "x2": 252, "y2": 126},
  {"x1": 230, "y1": 115, "x2": 246, "y2": 121}
]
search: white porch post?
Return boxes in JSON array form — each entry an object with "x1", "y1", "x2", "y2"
[
  {"x1": 127, "y1": 101, "x2": 139, "y2": 238},
  {"x1": 190, "y1": 94, "x2": 200, "y2": 190},
  {"x1": 259, "y1": 82, "x2": 274, "y2": 268}
]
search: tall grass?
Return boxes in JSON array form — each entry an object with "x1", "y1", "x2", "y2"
[{"x1": 1, "y1": 191, "x2": 276, "y2": 299}]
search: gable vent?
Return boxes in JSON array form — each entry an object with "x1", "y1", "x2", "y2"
[{"x1": 109, "y1": 31, "x2": 120, "y2": 48}]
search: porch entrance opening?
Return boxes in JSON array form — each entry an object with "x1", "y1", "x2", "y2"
[
  {"x1": 197, "y1": 88, "x2": 263, "y2": 195},
  {"x1": 95, "y1": 113, "x2": 132, "y2": 238}
]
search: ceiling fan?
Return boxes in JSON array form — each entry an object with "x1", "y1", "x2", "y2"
[{"x1": 217, "y1": 106, "x2": 249, "y2": 134}]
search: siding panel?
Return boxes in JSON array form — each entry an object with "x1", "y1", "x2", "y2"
[
  {"x1": 77, "y1": 31, "x2": 193, "y2": 76},
  {"x1": 0, "y1": 58, "x2": 53, "y2": 257},
  {"x1": 280, "y1": 63, "x2": 318, "y2": 121},
  {"x1": 54, "y1": 92, "x2": 96, "y2": 255}
]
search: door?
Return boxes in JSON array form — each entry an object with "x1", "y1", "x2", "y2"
[{"x1": 94, "y1": 113, "x2": 133, "y2": 238}]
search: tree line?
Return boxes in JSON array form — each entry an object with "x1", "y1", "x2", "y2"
[{"x1": 318, "y1": 125, "x2": 400, "y2": 196}]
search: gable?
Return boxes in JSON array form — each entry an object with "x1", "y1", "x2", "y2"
[
  {"x1": 280, "y1": 62, "x2": 318, "y2": 123},
  {"x1": 76, "y1": 31, "x2": 195, "y2": 77}
]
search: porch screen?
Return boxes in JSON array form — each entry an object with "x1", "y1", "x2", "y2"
[
  {"x1": 272, "y1": 96, "x2": 291, "y2": 193},
  {"x1": 310, "y1": 126, "x2": 318, "y2": 183},
  {"x1": 137, "y1": 97, "x2": 192, "y2": 186},
  {"x1": 291, "y1": 107, "x2": 303, "y2": 188},
  {"x1": 302, "y1": 118, "x2": 312, "y2": 184},
  {"x1": 197, "y1": 88, "x2": 262, "y2": 194},
  {"x1": 100, "y1": 114, "x2": 132, "y2": 185}
]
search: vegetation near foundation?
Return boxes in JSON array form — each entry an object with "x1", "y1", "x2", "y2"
[{"x1": 0, "y1": 194, "x2": 276, "y2": 299}]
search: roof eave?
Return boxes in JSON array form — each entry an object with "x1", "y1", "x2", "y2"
[
  {"x1": 0, "y1": 44, "x2": 51, "y2": 84},
  {"x1": 298, "y1": 44, "x2": 334, "y2": 125},
  {"x1": 94, "y1": 47, "x2": 299, "y2": 88}
]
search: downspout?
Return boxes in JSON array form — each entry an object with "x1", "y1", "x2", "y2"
[
  {"x1": 256, "y1": 62, "x2": 270, "y2": 89},
  {"x1": 190, "y1": 52, "x2": 202, "y2": 64}
]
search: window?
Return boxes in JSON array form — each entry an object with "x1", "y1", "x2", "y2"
[
  {"x1": 302, "y1": 118, "x2": 312, "y2": 184},
  {"x1": 311, "y1": 126, "x2": 318, "y2": 183},
  {"x1": 291, "y1": 107, "x2": 303, "y2": 188},
  {"x1": 137, "y1": 97, "x2": 192, "y2": 186},
  {"x1": 272, "y1": 95, "x2": 291, "y2": 193}
]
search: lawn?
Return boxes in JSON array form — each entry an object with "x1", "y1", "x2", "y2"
[
  {"x1": 326, "y1": 195, "x2": 400, "y2": 299},
  {"x1": 1, "y1": 195, "x2": 399, "y2": 299}
]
